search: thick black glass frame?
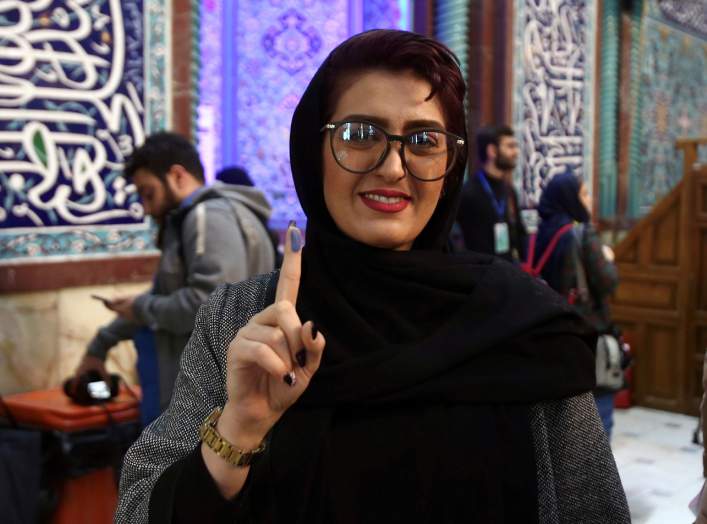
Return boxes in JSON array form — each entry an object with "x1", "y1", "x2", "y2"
[{"x1": 320, "y1": 120, "x2": 466, "y2": 182}]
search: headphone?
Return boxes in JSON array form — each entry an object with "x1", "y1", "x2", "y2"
[{"x1": 63, "y1": 371, "x2": 121, "y2": 405}]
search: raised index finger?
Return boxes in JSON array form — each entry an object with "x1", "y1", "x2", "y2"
[{"x1": 275, "y1": 221, "x2": 303, "y2": 304}]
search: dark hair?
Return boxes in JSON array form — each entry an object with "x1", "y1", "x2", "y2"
[
  {"x1": 476, "y1": 124, "x2": 515, "y2": 163},
  {"x1": 321, "y1": 30, "x2": 467, "y2": 141},
  {"x1": 215, "y1": 166, "x2": 254, "y2": 186},
  {"x1": 124, "y1": 132, "x2": 204, "y2": 183}
]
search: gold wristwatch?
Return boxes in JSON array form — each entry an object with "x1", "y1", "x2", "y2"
[{"x1": 199, "y1": 407, "x2": 267, "y2": 467}]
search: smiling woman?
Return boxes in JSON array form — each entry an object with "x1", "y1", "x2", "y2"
[
  {"x1": 115, "y1": 30, "x2": 629, "y2": 524},
  {"x1": 321, "y1": 70, "x2": 454, "y2": 251}
]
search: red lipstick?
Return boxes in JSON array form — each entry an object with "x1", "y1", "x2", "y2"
[{"x1": 359, "y1": 189, "x2": 411, "y2": 213}]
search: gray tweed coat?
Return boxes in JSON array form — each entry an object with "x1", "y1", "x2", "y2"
[{"x1": 115, "y1": 272, "x2": 630, "y2": 523}]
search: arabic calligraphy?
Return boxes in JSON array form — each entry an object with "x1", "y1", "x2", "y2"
[
  {"x1": 513, "y1": 0, "x2": 596, "y2": 207},
  {"x1": 0, "y1": 0, "x2": 145, "y2": 230}
]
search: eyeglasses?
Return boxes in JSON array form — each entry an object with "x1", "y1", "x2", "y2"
[{"x1": 320, "y1": 120, "x2": 465, "y2": 182}]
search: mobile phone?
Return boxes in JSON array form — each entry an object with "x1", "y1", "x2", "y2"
[{"x1": 91, "y1": 294, "x2": 113, "y2": 306}]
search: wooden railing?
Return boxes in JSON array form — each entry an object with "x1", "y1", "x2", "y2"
[{"x1": 611, "y1": 137, "x2": 707, "y2": 414}]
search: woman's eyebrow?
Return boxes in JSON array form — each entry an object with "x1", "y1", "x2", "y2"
[
  {"x1": 336, "y1": 115, "x2": 446, "y2": 131},
  {"x1": 338, "y1": 114, "x2": 388, "y2": 126},
  {"x1": 404, "y1": 119, "x2": 445, "y2": 130}
]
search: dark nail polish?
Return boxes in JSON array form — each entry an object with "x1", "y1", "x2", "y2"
[
  {"x1": 311, "y1": 323, "x2": 318, "y2": 340},
  {"x1": 283, "y1": 371, "x2": 296, "y2": 387},
  {"x1": 296, "y1": 350, "x2": 307, "y2": 368},
  {"x1": 288, "y1": 220, "x2": 296, "y2": 229},
  {"x1": 290, "y1": 227, "x2": 303, "y2": 252}
]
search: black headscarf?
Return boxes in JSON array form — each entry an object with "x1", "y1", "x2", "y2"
[
  {"x1": 243, "y1": 31, "x2": 595, "y2": 524},
  {"x1": 534, "y1": 171, "x2": 591, "y2": 292}
]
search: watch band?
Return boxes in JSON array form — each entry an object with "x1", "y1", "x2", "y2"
[{"x1": 199, "y1": 407, "x2": 266, "y2": 467}]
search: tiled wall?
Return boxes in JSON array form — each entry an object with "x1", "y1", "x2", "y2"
[
  {"x1": 0, "y1": 0, "x2": 168, "y2": 264},
  {"x1": 0, "y1": 0, "x2": 172, "y2": 395},
  {"x1": 511, "y1": 0, "x2": 597, "y2": 207},
  {"x1": 627, "y1": 0, "x2": 707, "y2": 217},
  {"x1": 199, "y1": 0, "x2": 413, "y2": 229}
]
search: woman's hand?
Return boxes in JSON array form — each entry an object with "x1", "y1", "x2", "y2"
[
  {"x1": 222, "y1": 222, "x2": 325, "y2": 439},
  {"x1": 202, "y1": 223, "x2": 324, "y2": 498}
]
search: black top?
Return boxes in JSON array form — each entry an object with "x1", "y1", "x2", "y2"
[
  {"x1": 119, "y1": 274, "x2": 629, "y2": 524},
  {"x1": 455, "y1": 170, "x2": 527, "y2": 263}
]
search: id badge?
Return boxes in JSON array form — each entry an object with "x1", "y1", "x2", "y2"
[{"x1": 494, "y1": 222, "x2": 510, "y2": 254}]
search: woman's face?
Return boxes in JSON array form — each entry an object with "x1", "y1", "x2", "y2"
[
  {"x1": 579, "y1": 182, "x2": 592, "y2": 216},
  {"x1": 322, "y1": 69, "x2": 447, "y2": 251}
]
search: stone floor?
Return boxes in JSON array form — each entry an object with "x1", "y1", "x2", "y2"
[{"x1": 612, "y1": 406, "x2": 703, "y2": 523}]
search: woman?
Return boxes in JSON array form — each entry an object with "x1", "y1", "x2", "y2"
[
  {"x1": 116, "y1": 31, "x2": 628, "y2": 523},
  {"x1": 534, "y1": 171, "x2": 620, "y2": 438}
]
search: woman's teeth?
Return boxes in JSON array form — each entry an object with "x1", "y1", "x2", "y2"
[{"x1": 364, "y1": 193, "x2": 404, "y2": 203}]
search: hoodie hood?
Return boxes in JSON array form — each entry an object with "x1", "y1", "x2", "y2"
[{"x1": 185, "y1": 181, "x2": 272, "y2": 222}]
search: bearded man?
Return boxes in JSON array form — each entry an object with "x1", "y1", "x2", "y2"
[
  {"x1": 71, "y1": 132, "x2": 275, "y2": 424},
  {"x1": 455, "y1": 125, "x2": 527, "y2": 263}
]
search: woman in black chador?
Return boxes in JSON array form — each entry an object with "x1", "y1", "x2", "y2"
[{"x1": 116, "y1": 30, "x2": 629, "y2": 523}]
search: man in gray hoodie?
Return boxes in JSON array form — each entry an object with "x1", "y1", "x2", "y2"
[{"x1": 71, "y1": 132, "x2": 275, "y2": 420}]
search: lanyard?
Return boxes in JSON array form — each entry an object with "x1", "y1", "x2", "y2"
[{"x1": 477, "y1": 171, "x2": 507, "y2": 220}]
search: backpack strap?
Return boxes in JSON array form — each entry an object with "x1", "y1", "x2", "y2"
[
  {"x1": 521, "y1": 233, "x2": 537, "y2": 274},
  {"x1": 528, "y1": 223, "x2": 574, "y2": 277}
]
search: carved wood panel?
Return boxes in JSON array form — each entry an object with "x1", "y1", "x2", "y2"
[
  {"x1": 653, "y1": 206, "x2": 680, "y2": 265},
  {"x1": 643, "y1": 324, "x2": 680, "y2": 406},
  {"x1": 613, "y1": 279, "x2": 678, "y2": 309},
  {"x1": 699, "y1": 230, "x2": 707, "y2": 311},
  {"x1": 611, "y1": 139, "x2": 705, "y2": 414},
  {"x1": 698, "y1": 180, "x2": 707, "y2": 221}
]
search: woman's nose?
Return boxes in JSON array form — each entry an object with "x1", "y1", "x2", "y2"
[{"x1": 375, "y1": 141, "x2": 406, "y2": 182}]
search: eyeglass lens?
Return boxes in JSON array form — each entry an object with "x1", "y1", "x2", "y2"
[{"x1": 331, "y1": 122, "x2": 456, "y2": 180}]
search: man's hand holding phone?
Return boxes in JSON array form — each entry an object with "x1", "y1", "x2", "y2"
[
  {"x1": 91, "y1": 294, "x2": 137, "y2": 322},
  {"x1": 91, "y1": 294, "x2": 114, "y2": 307}
]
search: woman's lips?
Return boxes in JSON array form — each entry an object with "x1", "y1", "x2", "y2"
[{"x1": 359, "y1": 190, "x2": 411, "y2": 213}]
